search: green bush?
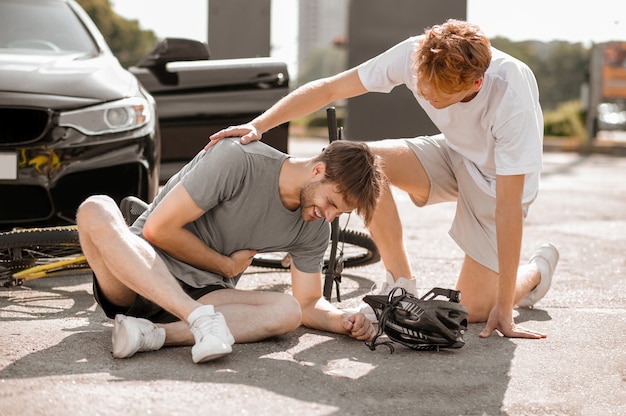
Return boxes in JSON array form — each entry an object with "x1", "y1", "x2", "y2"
[{"x1": 543, "y1": 100, "x2": 586, "y2": 140}]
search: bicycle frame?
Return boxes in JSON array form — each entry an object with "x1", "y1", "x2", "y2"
[
  {"x1": 323, "y1": 107, "x2": 343, "y2": 302},
  {"x1": 12, "y1": 255, "x2": 87, "y2": 281},
  {"x1": 0, "y1": 226, "x2": 88, "y2": 287}
]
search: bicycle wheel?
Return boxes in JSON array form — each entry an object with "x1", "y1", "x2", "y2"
[
  {"x1": 338, "y1": 229, "x2": 380, "y2": 268},
  {"x1": 251, "y1": 229, "x2": 380, "y2": 270},
  {"x1": 0, "y1": 226, "x2": 86, "y2": 286}
]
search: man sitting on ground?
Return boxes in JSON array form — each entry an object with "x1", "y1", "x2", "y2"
[{"x1": 77, "y1": 138, "x2": 383, "y2": 363}]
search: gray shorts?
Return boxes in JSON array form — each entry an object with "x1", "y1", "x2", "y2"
[{"x1": 405, "y1": 135, "x2": 531, "y2": 273}]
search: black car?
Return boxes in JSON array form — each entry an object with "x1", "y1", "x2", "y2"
[
  {"x1": 130, "y1": 38, "x2": 290, "y2": 169},
  {"x1": 0, "y1": 0, "x2": 160, "y2": 229}
]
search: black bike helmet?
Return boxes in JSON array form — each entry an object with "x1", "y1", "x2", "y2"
[{"x1": 364, "y1": 287, "x2": 468, "y2": 352}]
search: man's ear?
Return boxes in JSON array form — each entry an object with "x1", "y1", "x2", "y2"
[
  {"x1": 311, "y1": 162, "x2": 326, "y2": 179},
  {"x1": 474, "y1": 77, "x2": 483, "y2": 92}
]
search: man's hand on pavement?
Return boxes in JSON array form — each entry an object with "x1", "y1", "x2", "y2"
[{"x1": 479, "y1": 303, "x2": 546, "y2": 339}]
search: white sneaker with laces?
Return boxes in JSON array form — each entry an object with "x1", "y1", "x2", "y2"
[
  {"x1": 112, "y1": 314, "x2": 166, "y2": 358},
  {"x1": 359, "y1": 271, "x2": 417, "y2": 323},
  {"x1": 188, "y1": 305, "x2": 235, "y2": 363},
  {"x1": 518, "y1": 243, "x2": 560, "y2": 308}
]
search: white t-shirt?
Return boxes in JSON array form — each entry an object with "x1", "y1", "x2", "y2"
[{"x1": 357, "y1": 36, "x2": 543, "y2": 202}]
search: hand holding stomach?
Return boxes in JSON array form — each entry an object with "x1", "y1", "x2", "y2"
[{"x1": 222, "y1": 249, "x2": 257, "y2": 278}]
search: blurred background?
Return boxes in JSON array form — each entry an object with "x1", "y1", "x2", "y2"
[{"x1": 79, "y1": 0, "x2": 626, "y2": 144}]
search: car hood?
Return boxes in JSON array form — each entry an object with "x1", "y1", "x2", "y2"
[{"x1": 0, "y1": 51, "x2": 137, "y2": 109}]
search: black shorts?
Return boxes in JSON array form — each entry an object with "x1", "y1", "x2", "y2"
[{"x1": 92, "y1": 273, "x2": 225, "y2": 323}]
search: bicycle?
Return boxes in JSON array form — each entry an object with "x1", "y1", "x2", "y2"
[
  {"x1": 0, "y1": 225, "x2": 86, "y2": 287},
  {"x1": 0, "y1": 107, "x2": 380, "y2": 302},
  {"x1": 0, "y1": 197, "x2": 146, "y2": 288}
]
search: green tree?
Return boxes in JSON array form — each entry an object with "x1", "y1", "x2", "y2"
[
  {"x1": 76, "y1": 0, "x2": 158, "y2": 67},
  {"x1": 491, "y1": 37, "x2": 589, "y2": 111},
  {"x1": 538, "y1": 42, "x2": 589, "y2": 110}
]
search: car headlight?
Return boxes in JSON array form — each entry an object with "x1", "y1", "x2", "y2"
[{"x1": 58, "y1": 96, "x2": 152, "y2": 135}]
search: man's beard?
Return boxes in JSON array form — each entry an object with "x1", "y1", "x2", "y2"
[{"x1": 299, "y1": 181, "x2": 321, "y2": 222}]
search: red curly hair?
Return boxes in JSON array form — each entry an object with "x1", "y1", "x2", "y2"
[{"x1": 413, "y1": 19, "x2": 492, "y2": 96}]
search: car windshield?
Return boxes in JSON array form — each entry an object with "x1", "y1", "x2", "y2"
[{"x1": 0, "y1": 0, "x2": 98, "y2": 55}]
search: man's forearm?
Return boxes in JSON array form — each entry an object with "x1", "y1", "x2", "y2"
[
  {"x1": 494, "y1": 174, "x2": 526, "y2": 309},
  {"x1": 253, "y1": 68, "x2": 366, "y2": 135},
  {"x1": 251, "y1": 79, "x2": 334, "y2": 134},
  {"x1": 145, "y1": 226, "x2": 233, "y2": 277},
  {"x1": 495, "y1": 203, "x2": 523, "y2": 309},
  {"x1": 300, "y1": 298, "x2": 349, "y2": 335}
]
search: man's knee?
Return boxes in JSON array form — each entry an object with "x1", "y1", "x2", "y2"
[
  {"x1": 276, "y1": 295, "x2": 302, "y2": 333},
  {"x1": 77, "y1": 195, "x2": 115, "y2": 223},
  {"x1": 76, "y1": 195, "x2": 121, "y2": 242},
  {"x1": 457, "y1": 256, "x2": 498, "y2": 323},
  {"x1": 461, "y1": 299, "x2": 491, "y2": 323}
]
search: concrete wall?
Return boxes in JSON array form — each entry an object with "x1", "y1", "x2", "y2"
[{"x1": 208, "y1": 0, "x2": 271, "y2": 59}]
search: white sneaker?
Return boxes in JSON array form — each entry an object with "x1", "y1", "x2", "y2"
[
  {"x1": 188, "y1": 305, "x2": 235, "y2": 363},
  {"x1": 518, "y1": 243, "x2": 560, "y2": 308},
  {"x1": 359, "y1": 271, "x2": 417, "y2": 323},
  {"x1": 112, "y1": 314, "x2": 166, "y2": 358}
]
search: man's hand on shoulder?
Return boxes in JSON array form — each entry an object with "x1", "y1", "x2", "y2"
[
  {"x1": 343, "y1": 312, "x2": 376, "y2": 341},
  {"x1": 206, "y1": 124, "x2": 262, "y2": 150}
]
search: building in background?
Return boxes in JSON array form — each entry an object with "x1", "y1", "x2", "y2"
[
  {"x1": 297, "y1": 0, "x2": 349, "y2": 84},
  {"x1": 209, "y1": 0, "x2": 271, "y2": 59}
]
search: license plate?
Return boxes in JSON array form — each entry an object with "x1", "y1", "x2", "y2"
[{"x1": 0, "y1": 152, "x2": 18, "y2": 180}]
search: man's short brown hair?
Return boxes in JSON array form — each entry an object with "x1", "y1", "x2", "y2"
[
  {"x1": 413, "y1": 19, "x2": 492, "y2": 95},
  {"x1": 313, "y1": 140, "x2": 384, "y2": 225}
]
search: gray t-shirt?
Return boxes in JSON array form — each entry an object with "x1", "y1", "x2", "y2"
[{"x1": 131, "y1": 138, "x2": 330, "y2": 288}]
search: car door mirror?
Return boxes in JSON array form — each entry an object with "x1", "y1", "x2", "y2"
[{"x1": 137, "y1": 38, "x2": 210, "y2": 86}]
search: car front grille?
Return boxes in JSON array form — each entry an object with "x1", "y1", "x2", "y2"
[
  {"x1": 51, "y1": 163, "x2": 145, "y2": 221},
  {"x1": 0, "y1": 163, "x2": 146, "y2": 227},
  {"x1": 0, "y1": 184, "x2": 53, "y2": 223},
  {"x1": 0, "y1": 108, "x2": 51, "y2": 145}
]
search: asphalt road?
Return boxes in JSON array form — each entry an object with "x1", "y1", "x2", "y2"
[{"x1": 0, "y1": 138, "x2": 625, "y2": 416}]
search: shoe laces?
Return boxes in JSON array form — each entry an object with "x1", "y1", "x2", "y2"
[
  {"x1": 133, "y1": 321, "x2": 162, "y2": 351},
  {"x1": 191, "y1": 312, "x2": 225, "y2": 340},
  {"x1": 139, "y1": 329, "x2": 161, "y2": 350}
]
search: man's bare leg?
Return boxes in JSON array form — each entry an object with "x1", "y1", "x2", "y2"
[
  {"x1": 366, "y1": 140, "x2": 431, "y2": 283},
  {"x1": 77, "y1": 195, "x2": 201, "y2": 321},
  {"x1": 366, "y1": 184, "x2": 413, "y2": 280},
  {"x1": 455, "y1": 255, "x2": 541, "y2": 322},
  {"x1": 159, "y1": 289, "x2": 302, "y2": 346},
  {"x1": 77, "y1": 195, "x2": 234, "y2": 362}
]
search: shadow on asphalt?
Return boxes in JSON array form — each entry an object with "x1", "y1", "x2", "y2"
[{"x1": 0, "y1": 272, "x2": 544, "y2": 415}]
